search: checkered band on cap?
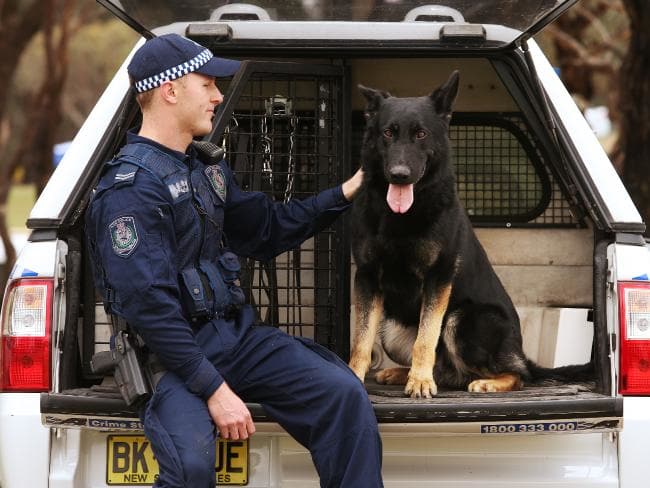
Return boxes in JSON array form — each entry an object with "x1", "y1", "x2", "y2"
[{"x1": 134, "y1": 48, "x2": 213, "y2": 93}]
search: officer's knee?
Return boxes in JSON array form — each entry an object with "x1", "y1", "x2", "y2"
[
  {"x1": 331, "y1": 370, "x2": 374, "y2": 413},
  {"x1": 180, "y1": 450, "x2": 214, "y2": 487}
]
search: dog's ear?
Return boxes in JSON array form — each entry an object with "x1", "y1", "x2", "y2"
[
  {"x1": 429, "y1": 70, "x2": 459, "y2": 121},
  {"x1": 358, "y1": 84, "x2": 391, "y2": 119}
]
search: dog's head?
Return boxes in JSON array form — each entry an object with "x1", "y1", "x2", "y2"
[{"x1": 359, "y1": 70, "x2": 459, "y2": 214}]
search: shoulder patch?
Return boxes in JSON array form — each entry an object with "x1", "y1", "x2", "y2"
[
  {"x1": 109, "y1": 216, "x2": 139, "y2": 257},
  {"x1": 205, "y1": 165, "x2": 227, "y2": 202}
]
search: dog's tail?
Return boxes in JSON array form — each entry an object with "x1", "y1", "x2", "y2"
[{"x1": 525, "y1": 359, "x2": 594, "y2": 385}]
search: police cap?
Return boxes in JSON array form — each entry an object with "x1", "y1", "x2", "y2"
[{"x1": 128, "y1": 33, "x2": 241, "y2": 94}]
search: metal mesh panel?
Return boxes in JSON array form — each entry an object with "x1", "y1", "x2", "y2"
[
  {"x1": 451, "y1": 114, "x2": 579, "y2": 226},
  {"x1": 453, "y1": 123, "x2": 545, "y2": 220},
  {"x1": 220, "y1": 75, "x2": 345, "y2": 349}
]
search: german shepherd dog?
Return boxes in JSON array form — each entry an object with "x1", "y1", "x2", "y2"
[{"x1": 348, "y1": 71, "x2": 591, "y2": 398}]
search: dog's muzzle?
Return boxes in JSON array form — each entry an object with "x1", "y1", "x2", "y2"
[{"x1": 388, "y1": 164, "x2": 412, "y2": 183}]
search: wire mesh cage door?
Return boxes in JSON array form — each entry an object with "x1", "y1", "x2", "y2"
[{"x1": 208, "y1": 62, "x2": 350, "y2": 355}]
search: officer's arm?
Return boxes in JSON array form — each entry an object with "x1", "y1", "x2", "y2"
[
  {"x1": 87, "y1": 173, "x2": 224, "y2": 401},
  {"x1": 222, "y1": 164, "x2": 358, "y2": 261}
]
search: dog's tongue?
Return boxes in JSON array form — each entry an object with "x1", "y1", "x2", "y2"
[{"x1": 386, "y1": 184, "x2": 414, "y2": 214}]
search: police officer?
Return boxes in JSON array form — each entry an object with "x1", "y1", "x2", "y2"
[{"x1": 85, "y1": 34, "x2": 383, "y2": 487}]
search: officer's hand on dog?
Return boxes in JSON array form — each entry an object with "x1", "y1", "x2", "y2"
[
  {"x1": 342, "y1": 168, "x2": 364, "y2": 201},
  {"x1": 207, "y1": 382, "x2": 256, "y2": 440}
]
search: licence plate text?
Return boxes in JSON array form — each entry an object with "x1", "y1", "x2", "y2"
[{"x1": 106, "y1": 435, "x2": 248, "y2": 485}]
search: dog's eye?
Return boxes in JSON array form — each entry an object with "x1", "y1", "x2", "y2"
[
  {"x1": 383, "y1": 128, "x2": 393, "y2": 138},
  {"x1": 415, "y1": 129, "x2": 427, "y2": 139}
]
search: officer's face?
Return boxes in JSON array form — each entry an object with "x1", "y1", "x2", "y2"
[{"x1": 175, "y1": 73, "x2": 224, "y2": 137}]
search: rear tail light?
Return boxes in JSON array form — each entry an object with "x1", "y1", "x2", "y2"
[
  {"x1": 618, "y1": 281, "x2": 650, "y2": 395},
  {"x1": 0, "y1": 278, "x2": 53, "y2": 391}
]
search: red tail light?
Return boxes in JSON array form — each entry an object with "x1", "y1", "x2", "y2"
[
  {"x1": 618, "y1": 281, "x2": 650, "y2": 395},
  {"x1": 0, "y1": 278, "x2": 53, "y2": 391}
]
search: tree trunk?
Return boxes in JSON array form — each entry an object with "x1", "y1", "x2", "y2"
[
  {"x1": 620, "y1": 0, "x2": 650, "y2": 231},
  {"x1": 14, "y1": 0, "x2": 75, "y2": 194},
  {"x1": 0, "y1": 0, "x2": 77, "y2": 294},
  {"x1": 0, "y1": 1, "x2": 43, "y2": 290}
]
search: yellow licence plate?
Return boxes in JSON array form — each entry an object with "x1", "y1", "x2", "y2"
[{"x1": 106, "y1": 435, "x2": 248, "y2": 485}]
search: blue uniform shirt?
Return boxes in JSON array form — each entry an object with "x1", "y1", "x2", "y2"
[{"x1": 85, "y1": 132, "x2": 351, "y2": 400}]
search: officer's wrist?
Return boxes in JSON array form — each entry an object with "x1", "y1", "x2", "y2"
[{"x1": 342, "y1": 168, "x2": 364, "y2": 201}]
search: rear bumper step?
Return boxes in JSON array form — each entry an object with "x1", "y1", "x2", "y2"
[{"x1": 41, "y1": 383, "x2": 622, "y2": 431}]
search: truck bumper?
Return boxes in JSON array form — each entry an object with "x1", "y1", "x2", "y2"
[{"x1": 38, "y1": 423, "x2": 622, "y2": 487}]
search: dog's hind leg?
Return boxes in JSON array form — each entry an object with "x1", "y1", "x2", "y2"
[
  {"x1": 405, "y1": 282, "x2": 452, "y2": 398},
  {"x1": 468, "y1": 373, "x2": 522, "y2": 393},
  {"x1": 349, "y1": 271, "x2": 384, "y2": 382},
  {"x1": 376, "y1": 367, "x2": 409, "y2": 385}
]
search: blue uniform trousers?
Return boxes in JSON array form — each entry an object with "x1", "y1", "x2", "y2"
[{"x1": 142, "y1": 313, "x2": 383, "y2": 487}]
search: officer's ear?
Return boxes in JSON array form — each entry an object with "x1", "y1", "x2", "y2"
[{"x1": 159, "y1": 80, "x2": 178, "y2": 104}]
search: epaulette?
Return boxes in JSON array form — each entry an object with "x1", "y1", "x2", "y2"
[{"x1": 113, "y1": 162, "x2": 140, "y2": 187}]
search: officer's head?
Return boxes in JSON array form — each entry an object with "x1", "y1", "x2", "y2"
[{"x1": 127, "y1": 34, "x2": 240, "y2": 134}]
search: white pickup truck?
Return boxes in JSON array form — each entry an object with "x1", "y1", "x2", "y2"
[{"x1": 2, "y1": 1, "x2": 650, "y2": 486}]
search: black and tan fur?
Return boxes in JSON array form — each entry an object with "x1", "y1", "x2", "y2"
[{"x1": 348, "y1": 71, "x2": 591, "y2": 398}]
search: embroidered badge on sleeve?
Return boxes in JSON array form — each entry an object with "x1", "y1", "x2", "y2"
[
  {"x1": 204, "y1": 165, "x2": 227, "y2": 202},
  {"x1": 109, "y1": 216, "x2": 139, "y2": 257},
  {"x1": 168, "y1": 176, "x2": 190, "y2": 200}
]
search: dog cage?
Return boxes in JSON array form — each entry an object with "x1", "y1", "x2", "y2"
[{"x1": 211, "y1": 62, "x2": 351, "y2": 356}]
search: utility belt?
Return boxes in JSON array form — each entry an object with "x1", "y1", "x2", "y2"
[
  {"x1": 179, "y1": 251, "x2": 246, "y2": 326},
  {"x1": 91, "y1": 252, "x2": 245, "y2": 407}
]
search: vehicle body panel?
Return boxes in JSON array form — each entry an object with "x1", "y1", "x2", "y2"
[
  {"x1": 618, "y1": 397, "x2": 650, "y2": 487},
  {"x1": 0, "y1": 393, "x2": 49, "y2": 487}
]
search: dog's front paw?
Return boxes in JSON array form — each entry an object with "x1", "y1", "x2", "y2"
[{"x1": 405, "y1": 374, "x2": 438, "y2": 399}]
